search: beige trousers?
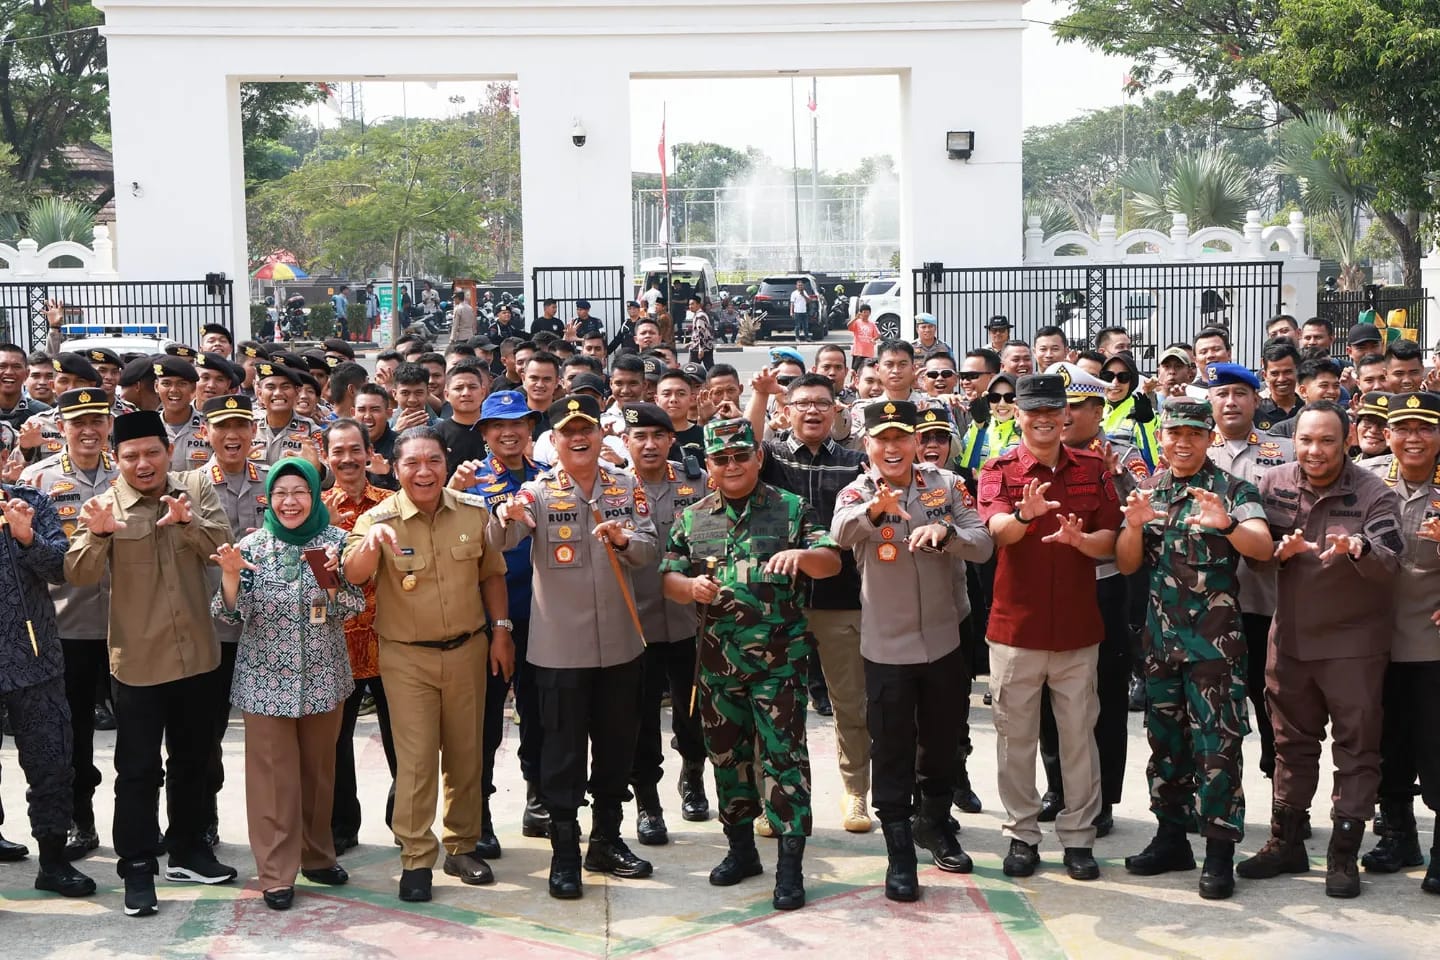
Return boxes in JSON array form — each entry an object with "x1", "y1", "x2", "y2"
[
  {"x1": 243, "y1": 708, "x2": 344, "y2": 890},
  {"x1": 806, "y1": 608, "x2": 869, "y2": 795}
]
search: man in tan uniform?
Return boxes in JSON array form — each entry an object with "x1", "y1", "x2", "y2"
[{"x1": 343, "y1": 425, "x2": 512, "y2": 903}]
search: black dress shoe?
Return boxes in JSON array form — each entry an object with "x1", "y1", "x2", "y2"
[
  {"x1": 982, "y1": 691, "x2": 993, "y2": 706},
  {"x1": 811, "y1": 692, "x2": 833, "y2": 717},
  {"x1": 636, "y1": 807, "x2": 669, "y2": 846},
  {"x1": 35, "y1": 861, "x2": 97, "y2": 897},
  {"x1": 1002, "y1": 840, "x2": 1040, "y2": 878},
  {"x1": 331, "y1": 833, "x2": 359, "y2": 855},
  {"x1": 301, "y1": 864, "x2": 349, "y2": 886},
  {"x1": 1038, "y1": 792, "x2": 1063, "y2": 824},
  {"x1": 1063, "y1": 847, "x2": 1101, "y2": 881},
  {"x1": 953, "y1": 788, "x2": 983, "y2": 815},
  {"x1": 1127, "y1": 674, "x2": 1146, "y2": 712},
  {"x1": 1093, "y1": 803, "x2": 1114, "y2": 839},
  {"x1": 0, "y1": 832, "x2": 30, "y2": 862},
  {"x1": 443, "y1": 852, "x2": 495, "y2": 886},
  {"x1": 65, "y1": 823, "x2": 100, "y2": 861},
  {"x1": 475, "y1": 806, "x2": 502, "y2": 859},
  {"x1": 93, "y1": 703, "x2": 117, "y2": 731},
  {"x1": 522, "y1": 782, "x2": 551, "y2": 838},
  {"x1": 263, "y1": 886, "x2": 294, "y2": 911},
  {"x1": 398, "y1": 867, "x2": 432, "y2": 902}
]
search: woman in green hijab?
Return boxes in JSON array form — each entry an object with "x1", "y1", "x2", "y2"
[{"x1": 211, "y1": 457, "x2": 364, "y2": 910}]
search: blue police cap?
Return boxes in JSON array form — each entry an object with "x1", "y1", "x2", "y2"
[
  {"x1": 479, "y1": 389, "x2": 538, "y2": 423},
  {"x1": 1205, "y1": 362, "x2": 1260, "y2": 391}
]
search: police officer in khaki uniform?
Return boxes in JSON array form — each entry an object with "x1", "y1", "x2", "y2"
[
  {"x1": 492, "y1": 393, "x2": 659, "y2": 901},
  {"x1": 18, "y1": 354, "x2": 103, "y2": 464},
  {"x1": 251, "y1": 362, "x2": 322, "y2": 466},
  {"x1": 620, "y1": 401, "x2": 711, "y2": 845},
  {"x1": 343, "y1": 425, "x2": 512, "y2": 904},
  {"x1": 832, "y1": 400, "x2": 994, "y2": 901},
  {"x1": 19, "y1": 387, "x2": 116, "y2": 860},
  {"x1": 153, "y1": 355, "x2": 211, "y2": 471}
]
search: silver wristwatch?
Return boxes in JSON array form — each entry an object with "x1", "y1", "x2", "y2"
[{"x1": 492, "y1": 619, "x2": 514, "y2": 631}]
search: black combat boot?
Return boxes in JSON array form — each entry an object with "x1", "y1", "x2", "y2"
[
  {"x1": 34, "y1": 833, "x2": 96, "y2": 898},
  {"x1": 1198, "y1": 838, "x2": 1236, "y2": 900},
  {"x1": 881, "y1": 820, "x2": 919, "y2": 902},
  {"x1": 64, "y1": 819, "x2": 100, "y2": 861},
  {"x1": 1326, "y1": 817, "x2": 1364, "y2": 898},
  {"x1": 1423, "y1": 834, "x2": 1440, "y2": 895},
  {"x1": 1125, "y1": 819, "x2": 1196, "y2": 875},
  {"x1": 634, "y1": 786, "x2": 669, "y2": 846},
  {"x1": 583, "y1": 804, "x2": 653, "y2": 878},
  {"x1": 709, "y1": 822, "x2": 764, "y2": 886},
  {"x1": 522, "y1": 781, "x2": 550, "y2": 838},
  {"x1": 1361, "y1": 800, "x2": 1423, "y2": 873},
  {"x1": 678, "y1": 759, "x2": 711, "y2": 822},
  {"x1": 952, "y1": 764, "x2": 982, "y2": 815},
  {"x1": 548, "y1": 819, "x2": 583, "y2": 899},
  {"x1": 912, "y1": 794, "x2": 972, "y2": 873},
  {"x1": 772, "y1": 835, "x2": 806, "y2": 910},
  {"x1": 475, "y1": 802, "x2": 502, "y2": 859},
  {"x1": 1236, "y1": 804, "x2": 1310, "y2": 879}
]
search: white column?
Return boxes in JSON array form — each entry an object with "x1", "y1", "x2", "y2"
[
  {"x1": 107, "y1": 43, "x2": 249, "y2": 336},
  {"x1": 518, "y1": 66, "x2": 634, "y2": 318},
  {"x1": 1421, "y1": 245, "x2": 1440, "y2": 352}
]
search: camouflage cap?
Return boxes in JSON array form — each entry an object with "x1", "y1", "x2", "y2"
[
  {"x1": 1160, "y1": 399, "x2": 1215, "y2": 431},
  {"x1": 703, "y1": 417, "x2": 757, "y2": 455}
]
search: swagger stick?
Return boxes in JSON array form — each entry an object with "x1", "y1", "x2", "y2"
[
  {"x1": 689, "y1": 555, "x2": 720, "y2": 717},
  {"x1": 588, "y1": 500, "x2": 648, "y2": 646}
]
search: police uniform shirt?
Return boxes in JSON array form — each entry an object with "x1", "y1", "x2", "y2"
[
  {"x1": 1361, "y1": 453, "x2": 1440, "y2": 663},
  {"x1": 204, "y1": 457, "x2": 270, "y2": 644},
  {"x1": 465, "y1": 455, "x2": 545, "y2": 619},
  {"x1": 1082, "y1": 433, "x2": 1148, "y2": 579},
  {"x1": 634, "y1": 462, "x2": 709, "y2": 644},
  {"x1": 19, "y1": 449, "x2": 118, "y2": 640},
  {"x1": 251, "y1": 413, "x2": 321, "y2": 466},
  {"x1": 165, "y1": 409, "x2": 212, "y2": 471},
  {"x1": 494, "y1": 465, "x2": 658, "y2": 669},
  {"x1": 0, "y1": 395, "x2": 50, "y2": 429},
  {"x1": 832, "y1": 463, "x2": 993, "y2": 664},
  {"x1": 1210, "y1": 429, "x2": 1293, "y2": 618},
  {"x1": 20, "y1": 407, "x2": 64, "y2": 462}
]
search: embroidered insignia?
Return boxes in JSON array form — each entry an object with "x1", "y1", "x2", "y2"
[
  {"x1": 677, "y1": 485, "x2": 695, "y2": 496},
  {"x1": 225, "y1": 397, "x2": 238, "y2": 409},
  {"x1": 877, "y1": 542, "x2": 899, "y2": 562},
  {"x1": 56, "y1": 505, "x2": 77, "y2": 517},
  {"x1": 482, "y1": 482, "x2": 508, "y2": 493},
  {"x1": 633, "y1": 486, "x2": 649, "y2": 517},
  {"x1": 881, "y1": 526, "x2": 895, "y2": 541},
  {"x1": 548, "y1": 500, "x2": 576, "y2": 510},
  {"x1": 557, "y1": 525, "x2": 573, "y2": 539},
  {"x1": 62, "y1": 522, "x2": 76, "y2": 538},
  {"x1": 920, "y1": 488, "x2": 947, "y2": 508},
  {"x1": 554, "y1": 544, "x2": 576, "y2": 564},
  {"x1": 49, "y1": 481, "x2": 74, "y2": 495},
  {"x1": 603, "y1": 485, "x2": 625, "y2": 496}
]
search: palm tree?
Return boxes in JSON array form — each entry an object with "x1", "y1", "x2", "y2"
[
  {"x1": 1119, "y1": 148, "x2": 1254, "y2": 231},
  {"x1": 1274, "y1": 113, "x2": 1374, "y2": 291},
  {"x1": 0, "y1": 196, "x2": 96, "y2": 246},
  {"x1": 1022, "y1": 196, "x2": 1078, "y2": 237}
]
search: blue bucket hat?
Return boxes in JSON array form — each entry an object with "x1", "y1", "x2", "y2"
[{"x1": 479, "y1": 389, "x2": 538, "y2": 423}]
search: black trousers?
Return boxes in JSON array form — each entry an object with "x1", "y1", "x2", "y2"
[
  {"x1": 968, "y1": 558, "x2": 996, "y2": 678},
  {"x1": 534, "y1": 656, "x2": 644, "y2": 821},
  {"x1": 114, "y1": 669, "x2": 218, "y2": 875},
  {"x1": 1241, "y1": 613, "x2": 1276, "y2": 777},
  {"x1": 332, "y1": 675, "x2": 397, "y2": 837},
  {"x1": 0, "y1": 676, "x2": 74, "y2": 838},
  {"x1": 481, "y1": 619, "x2": 542, "y2": 797},
  {"x1": 1377, "y1": 660, "x2": 1440, "y2": 811},
  {"x1": 61, "y1": 637, "x2": 107, "y2": 827},
  {"x1": 630, "y1": 637, "x2": 706, "y2": 803},
  {"x1": 194, "y1": 642, "x2": 238, "y2": 828},
  {"x1": 1042, "y1": 574, "x2": 1130, "y2": 803},
  {"x1": 866, "y1": 645, "x2": 967, "y2": 824}
]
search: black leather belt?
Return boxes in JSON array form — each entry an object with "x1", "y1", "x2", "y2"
[{"x1": 411, "y1": 628, "x2": 482, "y2": 651}]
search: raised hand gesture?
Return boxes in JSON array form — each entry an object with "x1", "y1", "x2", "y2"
[
  {"x1": 1041, "y1": 512, "x2": 1087, "y2": 547},
  {"x1": 868, "y1": 479, "x2": 911, "y2": 521},
  {"x1": 751, "y1": 367, "x2": 783, "y2": 397},
  {"x1": 1418, "y1": 516, "x2": 1440, "y2": 543},
  {"x1": 209, "y1": 542, "x2": 258, "y2": 576},
  {"x1": 1123, "y1": 489, "x2": 1159, "y2": 527},
  {"x1": 156, "y1": 493, "x2": 193, "y2": 527},
  {"x1": 80, "y1": 495, "x2": 125, "y2": 535},
  {"x1": 359, "y1": 521, "x2": 401, "y2": 555},
  {"x1": 369, "y1": 450, "x2": 391, "y2": 476},
  {"x1": 0, "y1": 497, "x2": 35, "y2": 545},
  {"x1": 908, "y1": 523, "x2": 949, "y2": 552},
  {"x1": 1184, "y1": 488, "x2": 1232, "y2": 532},
  {"x1": 1274, "y1": 528, "x2": 1317, "y2": 562},
  {"x1": 448, "y1": 458, "x2": 484, "y2": 491},
  {"x1": 592, "y1": 518, "x2": 631, "y2": 549},
  {"x1": 500, "y1": 493, "x2": 535, "y2": 528},
  {"x1": 45, "y1": 298, "x2": 64, "y2": 329},
  {"x1": 1319, "y1": 532, "x2": 1364, "y2": 562},
  {"x1": 17, "y1": 418, "x2": 43, "y2": 451},
  {"x1": 1017, "y1": 479, "x2": 1061, "y2": 523}
]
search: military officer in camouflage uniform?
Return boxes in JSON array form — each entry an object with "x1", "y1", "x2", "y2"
[
  {"x1": 620, "y1": 401, "x2": 711, "y2": 844},
  {"x1": 1116, "y1": 400, "x2": 1278, "y2": 900},
  {"x1": 492, "y1": 393, "x2": 659, "y2": 901},
  {"x1": 1206, "y1": 362, "x2": 1294, "y2": 779},
  {"x1": 18, "y1": 387, "x2": 116, "y2": 860},
  {"x1": 832, "y1": 401, "x2": 993, "y2": 903},
  {"x1": 660, "y1": 418, "x2": 842, "y2": 911},
  {"x1": 250, "y1": 362, "x2": 322, "y2": 466},
  {"x1": 153, "y1": 355, "x2": 211, "y2": 471}
]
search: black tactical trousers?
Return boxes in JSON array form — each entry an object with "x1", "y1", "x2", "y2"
[
  {"x1": 1241, "y1": 613, "x2": 1276, "y2": 777},
  {"x1": 482, "y1": 619, "x2": 541, "y2": 796},
  {"x1": 1377, "y1": 660, "x2": 1440, "y2": 811},
  {"x1": 534, "y1": 656, "x2": 644, "y2": 821},
  {"x1": 60, "y1": 637, "x2": 107, "y2": 827},
  {"x1": 631, "y1": 636, "x2": 706, "y2": 801},
  {"x1": 333, "y1": 675, "x2": 397, "y2": 837},
  {"x1": 866, "y1": 645, "x2": 966, "y2": 824}
]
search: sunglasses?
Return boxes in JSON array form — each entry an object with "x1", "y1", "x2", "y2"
[
  {"x1": 1098, "y1": 370, "x2": 1135, "y2": 384},
  {"x1": 917, "y1": 431, "x2": 951, "y2": 444},
  {"x1": 709, "y1": 450, "x2": 755, "y2": 466},
  {"x1": 923, "y1": 369, "x2": 957, "y2": 380},
  {"x1": 956, "y1": 371, "x2": 984, "y2": 381},
  {"x1": 987, "y1": 391, "x2": 1016, "y2": 404}
]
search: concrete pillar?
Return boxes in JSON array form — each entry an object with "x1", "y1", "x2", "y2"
[
  {"x1": 517, "y1": 65, "x2": 633, "y2": 323},
  {"x1": 1420, "y1": 245, "x2": 1440, "y2": 351}
]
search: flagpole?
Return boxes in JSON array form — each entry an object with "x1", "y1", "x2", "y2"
[
  {"x1": 662, "y1": 102, "x2": 672, "y2": 325},
  {"x1": 810, "y1": 77, "x2": 819, "y2": 253},
  {"x1": 790, "y1": 78, "x2": 803, "y2": 273}
]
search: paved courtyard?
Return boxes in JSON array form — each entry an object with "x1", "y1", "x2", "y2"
[{"x1": 1, "y1": 685, "x2": 1434, "y2": 959}]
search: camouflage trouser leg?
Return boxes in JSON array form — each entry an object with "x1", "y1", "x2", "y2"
[
  {"x1": 1145, "y1": 656, "x2": 1248, "y2": 841},
  {"x1": 700, "y1": 669, "x2": 812, "y2": 837}
]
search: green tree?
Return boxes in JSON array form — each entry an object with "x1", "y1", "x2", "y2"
[
  {"x1": 1118, "y1": 149, "x2": 1255, "y2": 231},
  {"x1": 1274, "y1": 113, "x2": 1373, "y2": 290},
  {"x1": 240, "y1": 82, "x2": 326, "y2": 188}
]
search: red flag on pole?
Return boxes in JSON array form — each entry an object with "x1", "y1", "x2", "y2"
[{"x1": 807, "y1": 89, "x2": 817, "y2": 113}]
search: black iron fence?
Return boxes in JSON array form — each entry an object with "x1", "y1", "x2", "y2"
[
  {"x1": 1317, "y1": 285, "x2": 1428, "y2": 344},
  {"x1": 0, "y1": 280, "x2": 235, "y2": 352},
  {"x1": 912, "y1": 262, "x2": 1284, "y2": 369},
  {"x1": 530, "y1": 266, "x2": 626, "y2": 337}
]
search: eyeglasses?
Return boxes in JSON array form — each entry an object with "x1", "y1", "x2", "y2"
[
  {"x1": 923, "y1": 370, "x2": 957, "y2": 380},
  {"x1": 917, "y1": 431, "x2": 951, "y2": 444},
  {"x1": 709, "y1": 450, "x2": 755, "y2": 466},
  {"x1": 987, "y1": 392, "x2": 1016, "y2": 404},
  {"x1": 788, "y1": 400, "x2": 835, "y2": 412},
  {"x1": 956, "y1": 371, "x2": 984, "y2": 381},
  {"x1": 1098, "y1": 370, "x2": 1135, "y2": 384}
]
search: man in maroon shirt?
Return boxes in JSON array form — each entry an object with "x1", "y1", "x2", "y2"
[{"x1": 978, "y1": 372, "x2": 1122, "y2": 881}]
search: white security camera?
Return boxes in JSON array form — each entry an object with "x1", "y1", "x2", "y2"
[{"x1": 572, "y1": 121, "x2": 587, "y2": 148}]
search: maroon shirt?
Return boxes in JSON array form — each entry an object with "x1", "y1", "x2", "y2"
[{"x1": 978, "y1": 442, "x2": 1122, "y2": 651}]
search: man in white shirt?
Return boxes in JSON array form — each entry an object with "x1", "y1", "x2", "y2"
[{"x1": 790, "y1": 281, "x2": 813, "y2": 342}]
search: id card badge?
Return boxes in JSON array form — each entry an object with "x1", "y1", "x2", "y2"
[{"x1": 309, "y1": 594, "x2": 328, "y2": 625}]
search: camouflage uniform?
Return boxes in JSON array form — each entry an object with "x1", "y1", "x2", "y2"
[
  {"x1": 1133, "y1": 458, "x2": 1266, "y2": 841},
  {"x1": 659, "y1": 479, "x2": 838, "y2": 837}
]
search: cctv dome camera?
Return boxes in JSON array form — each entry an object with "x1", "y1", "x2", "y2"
[{"x1": 572, "y1": 122, "x2": 587, "y2": 148}]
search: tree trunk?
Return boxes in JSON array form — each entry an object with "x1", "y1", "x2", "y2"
[{"x1": 1376, "y1": 209, "x2": 1423, "y2": 289}]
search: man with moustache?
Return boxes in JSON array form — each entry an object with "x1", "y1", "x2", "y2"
[
  {"x1": 1239, "y1": 401, "x2": 1402, "y2": 898},
  {"x1": 1356, "y1": 393, "x2": 1440, "y2": 891},
  {"x1": 621, "y1": 402, "x2": 712, "y2": 842},
  {"x1": 66, "y1": 411, "x2": 236, "y2": 917},
  {"x1": 18, "y1": 388, "x2": 116, "y2": 865},
  {"x1": 833, "y1": 400, "x2": 993, "y2": 901},
  {"x1": 1116, "y1": 400, "x2": 1272, "y2": 900},
  {"x1": 978, "y1": 373, "x2": 1121, "y2": 881}
]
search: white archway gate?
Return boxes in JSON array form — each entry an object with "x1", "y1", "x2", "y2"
[{"x1": 97, "y1": 0, "x2": 1025, "y2": 339}]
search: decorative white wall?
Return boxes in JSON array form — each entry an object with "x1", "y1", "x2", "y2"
[
  {"x1": 0, "y1": 226, "x2": 119, "y2": 281},
  {"x1": 95, "y1": 0, "x2": 1027, "y2": 339}
]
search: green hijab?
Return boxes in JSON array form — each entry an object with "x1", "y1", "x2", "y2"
[{"x1": 263, "y1": 457, "x2": 330, "y2": 546}]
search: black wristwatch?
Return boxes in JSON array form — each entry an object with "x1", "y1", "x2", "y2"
[
  {"x1": 1218, "y1": 515, "x2": 1239, "y2": 536},
  {"x1": 1012, "y1": 506, "x2": 1032, "y2": 526}
]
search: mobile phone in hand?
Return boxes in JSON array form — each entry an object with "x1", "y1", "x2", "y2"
[{"x1": 303, "y1": 547, "x2": 341, "y2": 590}]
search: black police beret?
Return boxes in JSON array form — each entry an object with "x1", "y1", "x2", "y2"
[{"x1": 621, "y1": 402, "x2": 671, "y2": 431}]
